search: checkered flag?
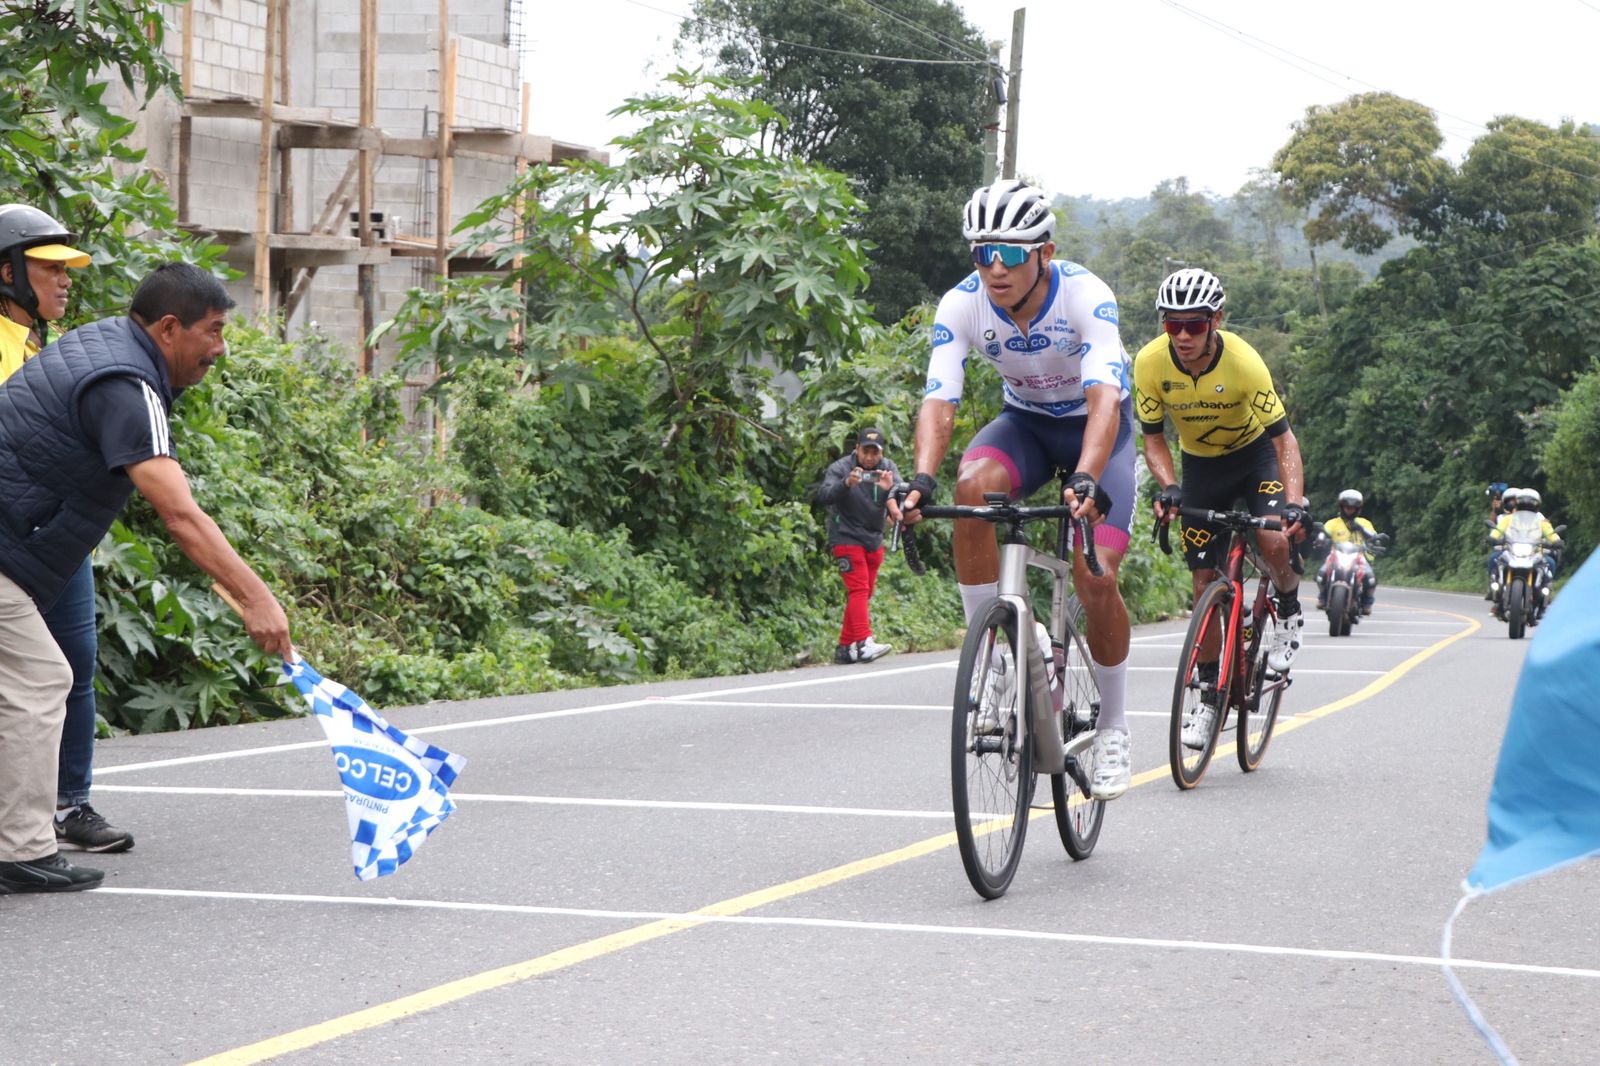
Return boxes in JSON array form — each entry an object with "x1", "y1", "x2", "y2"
[{"x1": 283, "y1": 658, "x2": 467, "y2": 881}]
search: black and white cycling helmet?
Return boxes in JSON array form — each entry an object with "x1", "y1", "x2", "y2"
[
  {"x1": 961, "y1": 179, "x2": 1055, "y2": 243},
  {"x1": 1519, "y1": 488, "x2": 1541, "y2": 509},
  {"x1": 1156, "y1": 267, "x2": 1226, "y2": 313},
  {"x1": 1338, "y1": 489, "x2": 1362, "y2": 511}
]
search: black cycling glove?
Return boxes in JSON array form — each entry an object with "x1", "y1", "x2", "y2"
[
  {"x1": 1280, "y1": 503, "x2": 1307, "y2": 531},
  {"x1": 905, "y1": 472, "x2": 937, "y2": 508},
  {"x1": 1155, "y1": 483, "x2": 1183, "y2": 519},
  {"x1": 1067, "y1": 471, "x2": 1113, "y2": 516}
]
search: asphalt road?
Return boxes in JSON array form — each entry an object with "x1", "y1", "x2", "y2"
[{"x1": 2, "y1": 585, "x2": 1595, "y2": 1066}]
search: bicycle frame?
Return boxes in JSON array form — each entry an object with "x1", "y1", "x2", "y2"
[
  {"x1": 1207, "y1": 528, "x2": 1290, "y2": 716},
  {"x1": 994, "y1": 531, "x2": 1088, "y2": 776}
]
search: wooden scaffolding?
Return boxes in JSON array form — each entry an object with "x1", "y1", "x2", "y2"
[{"x1": 173, "y1": 0, "x2": 603, "y2": 374}]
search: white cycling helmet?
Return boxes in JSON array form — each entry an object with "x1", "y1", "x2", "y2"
[
  {"x1": 1520, "y1": 488, "x2": 1541, "y2": 509},
  {"x1": 1156, "y1": 267, "x2": 1226, "y2": 313},
  {"x1": 961, "y1": 179, "x2": 1055, "y2": 243},
  {"x1": 1501, "y1": 487, "x2": 1521, "y2": 506},
  {"x1": 1338, "y1": 489, "x2": 1362, "y2": 510}
]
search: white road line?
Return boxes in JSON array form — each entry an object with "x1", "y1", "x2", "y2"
[
  {"x1": 90, "y1": 785, "x2": 959, "y2": 818},
  {"x1": 1134, "y1": 643, "x2": 1437, "y2": 651},
  {"x1": 94, "y1": 887, "x2": 1600, "y2": 981},
  {"x1": 94, "y1": 696, "x2": 664, "y2": 776}
]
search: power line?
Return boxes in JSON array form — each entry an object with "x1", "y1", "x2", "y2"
[
  {"x1": 1157, "y1": 0, "x2": 1600, "y2": 189},
  {"x1": 847, "y1": 0, "x2": 991, "y2": 63},
  {"x1": 792, "y1": 0, "x2": 967, "y2": 64},
  {"x1": 623, "y1": 0, "x2": 991, "y2": 65}
]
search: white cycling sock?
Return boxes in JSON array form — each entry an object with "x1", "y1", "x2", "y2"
[
  {"x1": 1093, "y1": 655, "x2": 1129, "y2": 733},
  {"x1": 959, "y1": 582, "x2": 999, "y2": 626}
]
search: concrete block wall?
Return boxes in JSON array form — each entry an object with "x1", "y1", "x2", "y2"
[
  {"x1": 161, "y1": 0, "x2": 268, "y2": 100},
  {"x1": 454, "y1": 36, "x2": 519, "y2": 131},
  {"x1": 139, "y1": 0, "x2": 531, "y2": 362}
]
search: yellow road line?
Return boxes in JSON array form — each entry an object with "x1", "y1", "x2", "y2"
[{"x1": 188, "y1": 607, "x2": 1478, "y2": 1065}]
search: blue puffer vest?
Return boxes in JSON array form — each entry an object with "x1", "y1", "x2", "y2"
[{"x1": 0, "y1": 317, "x2": 172, "y2": 608}]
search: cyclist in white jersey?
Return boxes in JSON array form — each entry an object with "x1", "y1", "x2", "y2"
[{"x1": 900, "y1": 179, "x2": 1137, "y2": 800}]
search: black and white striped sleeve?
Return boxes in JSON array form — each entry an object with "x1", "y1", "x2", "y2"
[{"x1": 78, "y1": 375, "x2": 177, "y2": 474}]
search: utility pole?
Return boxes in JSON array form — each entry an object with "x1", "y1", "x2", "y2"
[
  {"x1": 1002, "y1": 8, "x2": 1025, "y2": 180},
  {"x1": 982, "y1": 40, "x2": 1002, "y2": 185}
]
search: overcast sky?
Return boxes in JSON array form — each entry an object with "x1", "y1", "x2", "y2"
[{"x1": 524, "y1": 0, "x2": 1600, "y2": 202}]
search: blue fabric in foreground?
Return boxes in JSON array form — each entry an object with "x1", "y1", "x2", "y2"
[{"x1": 1466, "y1": 547, "x2": 1600, "y2": 893}]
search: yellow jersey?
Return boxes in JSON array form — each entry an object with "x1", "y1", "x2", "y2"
[
  {"x1": 1324, "y1": 515, "x2": 1378, "y2": 547},
  {"x1": 1133, "y1": 329, "x2": 1288, "y2": 458},
  {"x1": 0, "y1": 314, "x2": 37, "y2": 383}
]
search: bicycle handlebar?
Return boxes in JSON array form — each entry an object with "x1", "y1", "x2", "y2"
[
  {"x1": 1156, "y1": 505, "x2": 1284, "y2": 556},
  {"x1": 912, "y1": 501, "x2": 1102, "y2": 577}
]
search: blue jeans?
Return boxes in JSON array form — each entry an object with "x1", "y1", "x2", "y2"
[{"x1": 41, "y1": 558, "x2": 97, "y2": 807}]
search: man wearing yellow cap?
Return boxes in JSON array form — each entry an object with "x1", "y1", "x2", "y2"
[{"x1": 0, "y1": 204, "x2": 135, "y2": 857}]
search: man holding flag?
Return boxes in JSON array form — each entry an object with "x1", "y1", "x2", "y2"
[{"x1": 0, "y1": 263, "x2": 291, "y2": 894}]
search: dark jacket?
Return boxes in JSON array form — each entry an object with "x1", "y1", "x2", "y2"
[
  {"x1": 0, "y1": 317, "x2": 173, "y2": 608},
  {"x1": 817, "y1": 452, "x2": 903, "y2": 551}
]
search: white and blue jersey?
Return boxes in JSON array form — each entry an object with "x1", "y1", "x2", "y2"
[{"x1": 925, "y1": 260, "x2": 1130, "y2": 417}]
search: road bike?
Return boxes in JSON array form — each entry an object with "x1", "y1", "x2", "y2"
[
  {"x1": 1157, "y1": 506, "x2": 1294, "y2": 790},
  {"x1": 908, "y1": 491, "x2": 1106, "y2": 899}
]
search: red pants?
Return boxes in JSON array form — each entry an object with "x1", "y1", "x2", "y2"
[{"x1": 833, "y1": 544, "x2": 884, "y2": 645}]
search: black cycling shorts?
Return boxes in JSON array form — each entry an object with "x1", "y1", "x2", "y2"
[{"x1": 1177, "y1": 435, "x2": 1286, "y2": 572}]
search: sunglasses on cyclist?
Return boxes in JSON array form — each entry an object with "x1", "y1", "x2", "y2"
[
  {"x1": 971, "y1": 243, "x2": 1043, "y2": 268},
  {"x1": 1162, "y1": 316, "x2": 1214, "y2": 337}
]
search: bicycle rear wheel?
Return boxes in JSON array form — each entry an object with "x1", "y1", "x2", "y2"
[
  {"x1": 951, "y1": 599, "x2": 1034, "y2": 898},
  {"x1": 1169, "y1": 580, "x2": 1232, "y2": 790},
  {"x1": 1237, "y1": 608, "x2": 1284, "y2": 772},
  {"x1": 1050, "y1": 603, "x2": 1105, "y2": 859}
]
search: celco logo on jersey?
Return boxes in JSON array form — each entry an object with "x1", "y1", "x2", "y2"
[
  {"x1": 1005, "y1": 335, "x2": 1052, "y2": 353},
  {"x1": 958, "y1": 274, "x2": 981, "y2": 293},
  {"x1": 924, "y1": 378, "x2": 942, "y2": 394},
  {"x1": 1059, "y1": 261, "x2": 1088, "y2": 276},
  {"x1": 331, "y1": 746, "x2": 421, "y2": 801},
  {"x1": 1093, "y1": 301, "x2": 1119, "y2": 324},
  {"x1": 932, "y1": 324, "x2": 955, "y2": 347}
]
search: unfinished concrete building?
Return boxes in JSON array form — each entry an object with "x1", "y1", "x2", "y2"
[{"x1": 131, "y1": 0, "x2": 601, "y2": 376}]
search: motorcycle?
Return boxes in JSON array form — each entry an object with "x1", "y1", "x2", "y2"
[
  {"x1": 1490, "y1": 518, "x2": 1564, "y2": 640},
  {"x1": 1315, "y1": 531, "x2": 1390, "y2": 638}
]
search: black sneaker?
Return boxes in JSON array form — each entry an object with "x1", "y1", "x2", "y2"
[
  {"x1": 0, "y1": 852, "x2": 104, "y2": 893},
  {"x1": 833, "y1": 643, "x2": 858, "y2": 665},
  {"x1": 55, "y1": 803, "x2": 135, "y2": 853}
]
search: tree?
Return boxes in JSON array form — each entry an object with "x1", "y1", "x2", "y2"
[
  {"x1": 0, "y1": 0, "x2": 224, "y2": 319},
  {"x1": 1448, "y1": 117, "x2": 1600, "y2": 247},
  {"x1": 680, "y1": 0, "x2": 992, "y2": 321},
  {"x1": 1272, "y1": 92, "x2": 1451, "y2": 255},
  {"x1": 380, "y1": 69, "x2": 875, "y2": 600}
]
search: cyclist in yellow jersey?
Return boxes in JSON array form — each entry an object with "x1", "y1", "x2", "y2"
[{"x1": 1135, "y1": 269, "x2": 1307, "y2": 749}]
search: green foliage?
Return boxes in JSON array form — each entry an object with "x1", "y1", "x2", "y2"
[
  {"x1": 0, "y1": 0, "x2": 227, "y2": 321},
  {"x1": 680, "y1": 0, "x2": 990, "y2": 322},
  {"x1": 1272, "y1": 92, "x2": 1451, "y2": 253},
  {"x1": 1450, "y1": 118, "x2": 1600, "y2": 246},
  {"x1": 1540, "y1": 359, "x2": 1600, "y2": 560}
]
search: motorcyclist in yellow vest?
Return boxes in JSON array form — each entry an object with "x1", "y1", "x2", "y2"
[
  {"x1": 1316, "y1": 489, "x2": 1382, "y2": 614},
  {"x1": 1489, "y1": 487, "x2": 1562, "y2": 585}
]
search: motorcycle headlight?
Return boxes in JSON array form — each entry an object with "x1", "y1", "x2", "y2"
[{"x1": 1510, "y1": 543, "x2": 1536, "y2": 558}]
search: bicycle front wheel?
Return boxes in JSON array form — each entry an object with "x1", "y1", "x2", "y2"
[
  {"x1": 1051, "y1": 597, "x2": 1104, "y2": 859},
  {"x1": 1170, "y1": 580, "x2": 1232, "y2": 790},
  {"x1": 1237, "y1": 608, "x2": 1284, "y2": 772},
  {"x1": 951, "y1": 598, "x2": 1034, "y2": 899}
]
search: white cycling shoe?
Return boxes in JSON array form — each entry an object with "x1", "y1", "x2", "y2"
[
  {"x1": 1089, "y1": 729, "x2": 1131, "y2": 800},
  {"x1": 1266, "y1": 611, "x2": 1304, "y2": 673}
]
